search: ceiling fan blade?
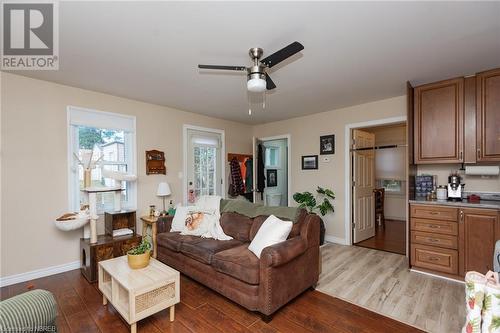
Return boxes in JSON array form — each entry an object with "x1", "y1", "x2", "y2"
[
  {"x1": 260, "y1": 41, "x2": 304, "y2": 68},
  {"x1": 198, "y1": 64, "x2": 246, "y2": 71},
  {"x1": 266, "y1": 73, "x2": 276, "y2": 90}
]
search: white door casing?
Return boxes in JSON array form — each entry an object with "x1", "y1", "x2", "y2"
[
  {"x1": 352, "y1": 129, "x2": 376, "y2": 243},
  {"x1": 183, "y1": 125, "x2": 225, "y2": 204}
]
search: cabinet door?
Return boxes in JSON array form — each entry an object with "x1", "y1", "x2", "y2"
[
  {"x1": 461, "y1": 209, "x2": 499, "y2": 274},
  {"x1": 476, "y1": 68, "x2": 500, "y2": 162},
  {"x1": 414, "y1": 78, "x2": 464, "y2": 163}
]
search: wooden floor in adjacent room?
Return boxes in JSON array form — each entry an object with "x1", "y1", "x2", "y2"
[
  {"x1": 318, "y1": 243, "x2": 465, "y2": 333},
  {"x1": 0, "y1": 268, "x2": 422, "y2": 333},
  {"x1": 355, "y1": 219, "x2": 406, "y2": 255}
]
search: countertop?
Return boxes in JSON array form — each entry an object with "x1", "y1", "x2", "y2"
[{"x1": 409, "y1": 198, "x2": 500, "y2": 210}]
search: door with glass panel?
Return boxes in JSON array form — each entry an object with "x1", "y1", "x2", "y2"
[{"x1": 186, "y1": 128, "x2": 223, "y2": 202}]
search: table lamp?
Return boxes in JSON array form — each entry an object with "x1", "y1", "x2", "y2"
[{"x1": 157, "y1": 182, "x2": 171, "y2": 215}]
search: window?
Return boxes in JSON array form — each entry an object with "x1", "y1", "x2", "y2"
[
  {"x1": 193, "y1": 145, "x2": 217, "y2": 197},
  {"x1": 184, "y1": 126, "x2": 223, "y2": 204},
  {"x1": 265, "y1": 146, "x2": 280, "y2": 168},
  {"x1": 68, "y1": 107, "x2": 136, "y2": 213},
  {"x1": 377, "y1": 179, "x2": 405, "y2": 194}
]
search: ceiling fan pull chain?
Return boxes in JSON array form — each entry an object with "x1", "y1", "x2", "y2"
[
  {"x1": 248, "y1": 94, "x2": 252, "y2": 115},
  {"x1": 263, "y1": 91, "x2": 266, "y2": 109}
]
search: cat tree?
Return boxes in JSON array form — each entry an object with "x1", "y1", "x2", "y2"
[{"x1": 55, "y1": 150, "x2": 137, "y2": 244}]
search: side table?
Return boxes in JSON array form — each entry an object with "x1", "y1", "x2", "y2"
[{"x1": 141, "y1": 216, "x2": 158, "y2": 258}]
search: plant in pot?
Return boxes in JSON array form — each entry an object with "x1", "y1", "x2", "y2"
[
  {"x1": 293, "y1": 186, "x2": 335, "y2": 245},
  {"x1": 127, "y1": 239, "x2": 152, "y2": 269}
]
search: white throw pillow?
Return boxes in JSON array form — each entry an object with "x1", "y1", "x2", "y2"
[
  {"x1": 180, "y1": 209, "x2": 214, "y2": 237},
  {"x1": 171, "y1": 206, "x2": 194, "y2": 232},
  {"x1": 248, "y1": 215, "x2": 293, "y2": 258}
]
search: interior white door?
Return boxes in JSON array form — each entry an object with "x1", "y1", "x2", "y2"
[{"x1": 352, "y1": 129, "x2": 376, "y2": 243}]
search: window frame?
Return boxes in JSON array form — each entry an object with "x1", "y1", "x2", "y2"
[{"x1": 67, "y1": 106, "x2": 137, "y2": 213}]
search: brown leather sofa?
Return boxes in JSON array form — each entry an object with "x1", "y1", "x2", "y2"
[{"x1": 156, "y1": 209, "x2": 320, "y2": 321}]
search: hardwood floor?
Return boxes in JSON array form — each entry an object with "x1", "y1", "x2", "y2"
[
  {"x1": 355, "y1": 219, "x2": 406, "y2": 255},
  {"x1": 0, "y1": 268, "x2": 422, "y2": 333},
  {"x1": 318, "y1": 243, "x2": 465, "y2": 333}
]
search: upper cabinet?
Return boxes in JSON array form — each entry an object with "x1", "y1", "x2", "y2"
[
  {"x1": 414, "y1": 78, "x2": 464, "y2": 164},
  {"x1": 413, "y1": 67, "x2": 500, "y2": 164},
  {"x1": 476, "y1": 68, "x2": 500, "y2": 162}
]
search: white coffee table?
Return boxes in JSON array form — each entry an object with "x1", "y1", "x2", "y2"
[{"x1": 98, "y1": 256, "x2": 180, "y2": 333}]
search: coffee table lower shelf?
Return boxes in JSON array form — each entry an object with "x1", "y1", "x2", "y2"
[{"x1": 98, "y1": 256, "x2": 180, "y2": 333}]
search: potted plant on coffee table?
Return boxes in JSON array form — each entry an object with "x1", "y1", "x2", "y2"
[
  {"x1": 293, "y1": 186, "x2": 335, "y2": 245},
  {"x1": 127, "y1": 239, "x2": 152, "y2": 269}
]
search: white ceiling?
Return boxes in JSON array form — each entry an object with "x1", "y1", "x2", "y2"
[{"x1": 11, "y1": 1, "x2": 500, "y2": 124}]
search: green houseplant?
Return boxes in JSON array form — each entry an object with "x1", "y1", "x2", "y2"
[
  {"x1": 127, "y1": 239, "x2": 152, "y2": 269},
  {"x1": 293, "y1": 186, "x2": 335, "y2": 245}
]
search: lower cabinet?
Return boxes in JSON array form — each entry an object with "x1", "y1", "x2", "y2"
[
  {"x1": 460, "y1": 208, "x2": 500, "y2": 275},
  {"x1": 410, "y1": 204, "x2": 499, "y2": 279},
  {"x1": 411, "y1": 243, "x2": 458, "y2": 274}
]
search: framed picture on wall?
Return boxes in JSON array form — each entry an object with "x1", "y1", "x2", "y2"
[
  {"x1": 266, "y1": 169, "x2": 277, "y2": 187},
  {"x1": 301, "y1": 155, "x2": 318, "y2": 170},
  {"x1": 320, "y1": 135, "x2": 335, "y2": 155}
]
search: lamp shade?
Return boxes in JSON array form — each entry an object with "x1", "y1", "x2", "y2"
[{"x1": 157, "y1": 182, "x2": 171, "y2": 196}]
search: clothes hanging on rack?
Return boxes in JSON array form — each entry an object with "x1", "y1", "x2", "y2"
[
  {"x1": 257, "y1": 144, "x2": 265, "y2": 200},
  {"x1": 229, "y1": 157, "x2": 244, "y2": 197}
]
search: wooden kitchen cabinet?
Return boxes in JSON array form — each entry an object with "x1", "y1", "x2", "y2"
[
  {"x1": 476, "y1": 68, "x2": 500, "y2": 162},
  {"x1": 410, "y1": 204, "x2": 500, "y2": 279},
  {"x1": 414, "y1": 78, "x2": 464, "y2": 164},
  {"x1": 459, "y1": 208, "x2": 500, "y2": 275}
]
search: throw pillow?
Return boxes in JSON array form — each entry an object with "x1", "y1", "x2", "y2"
[
  {"x1": 171, "y1": 206, "x2": 194, "y2": 232},
  {"x1": 180, "y1": 209, "x2": 214, "y2": 237},
  {"x1": 248, "y1": 215, "x2": 292, "y2": 258}
]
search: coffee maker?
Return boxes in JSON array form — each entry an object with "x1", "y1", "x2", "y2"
[{"x1": 447, "y1": 173, "x2": 464, "y2": 201}]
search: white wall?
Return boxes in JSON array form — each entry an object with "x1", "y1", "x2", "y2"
[
  {"x1": 252, "y1": 96, "x2": 407, "y2": 243},
  {"x1": 1, "y1": 73, "x2": 253, "y2": 278}
]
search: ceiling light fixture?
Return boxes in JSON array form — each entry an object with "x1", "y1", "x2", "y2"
[{"x1": 246, "y1": 71, "x2": 267, "y2": 93}]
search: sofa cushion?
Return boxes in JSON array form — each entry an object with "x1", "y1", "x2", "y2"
[
  {"x1": 220, "y1": 212, "x2": 254, "y2": 242},
  {"x1": 180, "y1": 238, "x2": 243, "y2": 264},
  {"x1": 156, "y1": 232, "x2": 200, "y2": 252},
  {"x1": 212, "y1": 245, "x2": 260, "y2": 285}
]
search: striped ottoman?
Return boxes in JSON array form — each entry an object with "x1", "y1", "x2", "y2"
[{"x1": 0, "y1": 289, "x2": 57, "y2": 332}]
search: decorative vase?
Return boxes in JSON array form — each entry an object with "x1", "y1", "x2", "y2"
[
  {"x1": 127, "y1": 252, "x2": 151, "y2": 269},
  {"x1": 83, "y1": 169, "x2": 92, "y2": 188}
]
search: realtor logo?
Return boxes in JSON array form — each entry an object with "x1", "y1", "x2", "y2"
[{"x1": 1, "y1": 1, "x2": 59, "y2": 70}]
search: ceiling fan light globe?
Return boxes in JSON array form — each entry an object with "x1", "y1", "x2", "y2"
[{"x1": 247, "y1": 78, "x2": 267, "y2": 93}]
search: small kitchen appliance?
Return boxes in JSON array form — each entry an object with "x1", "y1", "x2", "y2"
[{"x1": 447, "y1": 173, "x2": 464, "y2": 201}]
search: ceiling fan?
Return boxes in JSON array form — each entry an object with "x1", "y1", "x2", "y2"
[{"x1": 198, "y1": 41, "x2": 304, "y2": 93}]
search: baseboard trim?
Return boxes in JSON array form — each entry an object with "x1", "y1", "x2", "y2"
[
  {"x1": 0, "y1": 261, "x2": 80, "y2": 287},
  {"x1": 410, "y1": 268, "x2": 464, "y2": 284},
  {"x1": 324, "y1": 235, "x2": 347, "y2": 245}
]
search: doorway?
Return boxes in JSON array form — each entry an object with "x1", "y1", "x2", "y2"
[
  {"x1": 348, "y1": 121, "x2": 408, "y2": 255},
  {"x1": 183, "y1": 125, "x2": 225, "y2": 204},
  {"x1": 253, "y1": 135, "x2": 291, "y2": 206}
]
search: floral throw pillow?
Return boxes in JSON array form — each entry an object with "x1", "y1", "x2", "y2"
[{"x1": 463, "y1": 272, "x2": 486, "y2": 333}]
